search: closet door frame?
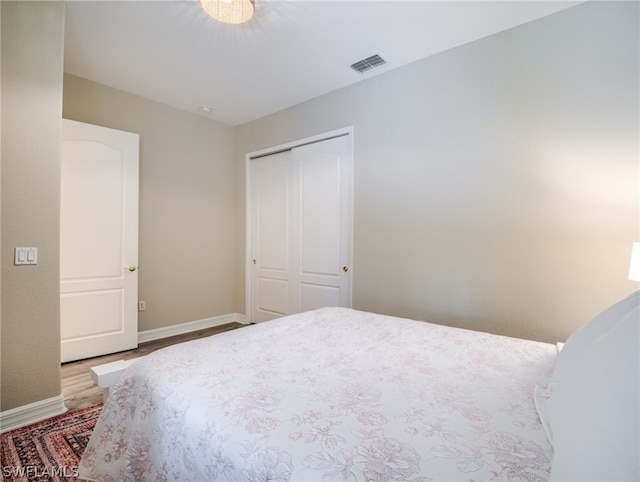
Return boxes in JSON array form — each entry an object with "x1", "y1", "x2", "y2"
[{"x1": 245, "y1": 126, "x2": 354, "y2": 323}]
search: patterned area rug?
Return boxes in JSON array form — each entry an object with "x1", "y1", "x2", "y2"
[{"x1": 1, "y1": 404, "x2": 102, "y2": 481}]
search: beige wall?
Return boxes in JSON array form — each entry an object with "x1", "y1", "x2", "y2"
[
  {"x1": 63, "y1": 75, "x2": 237, "y2": 332},
  {"x1": 235, "y1": 1, "x2": 639, "y2": 343},
  {"x1": 1, "y1": 1, "x2": 65, "y2": 411}
]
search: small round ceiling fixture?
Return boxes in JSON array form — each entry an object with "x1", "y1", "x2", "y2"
[
  {"x1": 199, "y1": 106, "x2": 212, "y2": 113},
  {"x1": 199, "y1": 0, "x2": 255, "y2": 25}
]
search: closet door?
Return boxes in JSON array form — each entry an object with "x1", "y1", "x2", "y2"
[
  {"x1": 249, "y1": 132, "x2": 352, "y2": 323},
  {"x1": 292, "y1": 135, "x2": 352, "y2": 312},
  {"x1": 250, "y1": 151, "x2": 293, "y2": 322}
]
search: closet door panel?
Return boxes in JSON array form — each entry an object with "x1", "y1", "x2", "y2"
[
  {"x1": 256, "y1": 160, "x2": 290, "y2": 271},
  {"x1": 293, "y1": 135, "x2": 352, "y2": 311},
  {"x1": 299, "y1": 154, "x2": 341, "y2": 276},
  {"x1": 300, "y1": 283, "x2": 340, "y2": 313},
  {"x1": 251, "y1": 152, "x2": 291, "y2": 322}
]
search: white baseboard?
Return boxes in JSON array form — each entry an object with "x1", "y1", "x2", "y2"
[
  {"x1": 0, "y1": 394, "x2": 67, "y2": 433},
  {"x1": 138, "y1": 312, "x2": 247, "y2": 344}
]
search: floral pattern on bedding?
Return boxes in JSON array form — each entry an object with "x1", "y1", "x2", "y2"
[{"x1": 79, "y1": 307, "x2": 556, "y2": 481}]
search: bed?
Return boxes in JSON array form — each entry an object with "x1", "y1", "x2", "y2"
[{"x1": 78, "y1": 293, "x2": 639, "y2": 481}]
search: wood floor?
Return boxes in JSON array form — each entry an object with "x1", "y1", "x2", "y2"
[{"x1": 61, "y1": 322, "x2": 244, "y2": 412}]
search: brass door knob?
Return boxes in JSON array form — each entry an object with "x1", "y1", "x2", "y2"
[
  {"x1": 342, "y1": 266, "x2": 349, "y2": 272},
  {"x1": 127, "y1": 265, "x2": 137, "y2": 272}
]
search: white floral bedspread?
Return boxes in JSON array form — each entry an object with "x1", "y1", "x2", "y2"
[{"x1": 79, "y1": 307, "x2": 556, "y2": 481}]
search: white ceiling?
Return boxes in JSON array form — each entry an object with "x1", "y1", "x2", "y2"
[{"x1": 64, "y1": 1, "x2": 581, "y2": 126}]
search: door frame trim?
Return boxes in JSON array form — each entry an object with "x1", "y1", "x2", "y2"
[{"x1": 245, "y1": 126, "x2": 354, "y2": 323}]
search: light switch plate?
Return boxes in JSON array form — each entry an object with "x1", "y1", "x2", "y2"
[{"x1": 14, "y1": 247, "x2": 38, "y2": 265}]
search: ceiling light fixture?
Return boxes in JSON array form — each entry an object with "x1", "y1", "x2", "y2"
[{"x1": 200, "y1": 0, "x2": 255, "y2": 25}]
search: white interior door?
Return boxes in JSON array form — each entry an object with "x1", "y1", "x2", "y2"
[
  {"x1": 250, "y1": 151, "x2": 292, "y2": 322},
  {"x1": 248, "y1": 131, "x2": 352, "y2": 322},
  {"x1": 293, "y1": 136, "x2": 352, "y2": 311},
  {"x1": 60, "y1": 119, "x2": 139, "y2": 363}
]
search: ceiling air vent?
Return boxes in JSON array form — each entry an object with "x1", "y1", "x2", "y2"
[{"x1": 350, "y1": 54, "x2": 387, "y2": 74}]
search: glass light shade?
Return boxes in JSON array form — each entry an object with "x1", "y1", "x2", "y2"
[
  {"x1": 629, "y1": 242, "x2": 640, "y2": 282},
  {"x1": 200, "y1": 0, "x2": 255, "y2": 25}
]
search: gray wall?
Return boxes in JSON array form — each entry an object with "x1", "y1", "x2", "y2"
[
  {"x1": 235, "y1": 1, "x2": 639, "y2": 342},
  {"x1": 1, "y1": 1, "x2": 65, "y2": 411}
]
